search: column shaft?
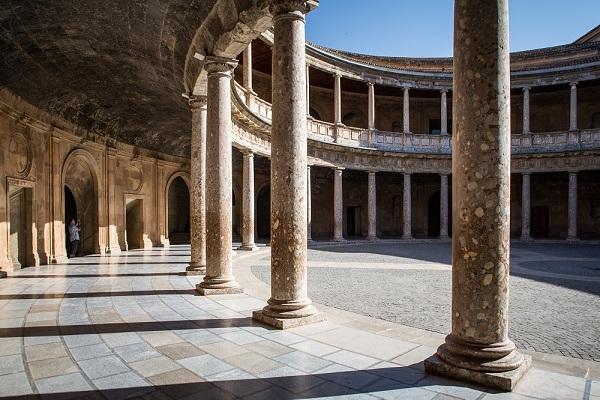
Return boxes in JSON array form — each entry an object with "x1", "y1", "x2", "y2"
[
  {"x1": 333, "y1": 168, "x2": 344, "y2": 241},
  {"x1": 521, "y1": 173, "x2": 531, "y2": 241},
  {"x1": 440, "y1": 174, "x2": 449, "y2": 239},
  {"x1": 402, "y1": 173, "x2": 412, "y2": 239},
  {"x1": 403, "y1": 87, "x2": 410, "y2": 134},
  {"x1": 425, "y1": 0, "x2": 529, "y2": 390},
  {"x1": 522, "y1": 87, "x2": 530, "y2": 134},
  {"x1": 367, "y1": 171, "x2": 377, "y2": 240},
  {"x1": 188, "y1": 97, "x2": 207, "y2": 274},
  {"x1": 334, "y1": 73, "x2": 342, "y2": 124},
  {"x1": 243, "y1": 43, "x2": 253, "y2": 92},
  {"x1": 253, "y1": 0, "x2": 323, "y2": 329},
  {"x1": 441, "y1": 90, "x2": 448, "y2": 135},
  {"x1": 240, "y1": 151, "x2": 256, "y2": 250},
  {"x1": 197, "y1": 57, "x2": 242, "y2": 295},
  {"x1": 567, "y1": 171, "x2": 578, "y2": 241},
  {"x1": 367, "y1": 82, "x2": 375, "y2": 130},
  {"x1": 306, "y1": 64, "x2": 311, "y2": 116},
  {"x1": 570, "y1": 83, "x2": 578, "y2": 131}
]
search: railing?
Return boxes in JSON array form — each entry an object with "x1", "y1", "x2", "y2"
[{"x1": 234, "y1": 82, "x2": 600, "y2": 155}]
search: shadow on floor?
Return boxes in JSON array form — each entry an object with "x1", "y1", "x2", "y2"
[
  {"x1": 0, "y1": 289, "x2": 197, "y2": 300},
  {"x1": 8, "y1": 272, "x2": 186, "y2": 279}
]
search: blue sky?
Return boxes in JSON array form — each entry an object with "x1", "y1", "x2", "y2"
[{"x1": 305, "y1": 1, "x2": 600, "y2": 57}]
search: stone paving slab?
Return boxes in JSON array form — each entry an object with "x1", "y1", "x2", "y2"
[{"x1": 0, "y1": 244, "x2": 597, "y2": 399}]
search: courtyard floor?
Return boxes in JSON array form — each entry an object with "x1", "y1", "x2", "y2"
[{"x1": 0, "y1": 242, "x2": 598, "y2": 399}]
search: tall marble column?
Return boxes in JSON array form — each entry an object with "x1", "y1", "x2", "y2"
[
  {"x1": 253, "y1": 0, "x2": 323, "y2": 329},
  {"x1": 425, "y1": 0, "x2": 530, "y2": 391},
  {"x1": 367, "y1": 82, "x2": 375, "y2": 130},
  {"x1": 306, "y1": 64, "x2": 311, "y2": 116},
  {"x1": 402, "y1": 173, "x2": 412, "y2": 240},
  {"x1": 367, "y1": 171, "x2": 377, "y2": 240},
  {"x1": 307, "y1": 165, "x2": 313, "y2": 242},
  {"x1": 187, "y1": 96, "x2": 207, "y2": 275},
  {"x1": 520, "y1": 173, "x2": 532, "y2": 241},
  {"x1": 403, "y1": 87, "x2": 410, "y2": 134},
  {"x1": 239, "y1": 150, "x2": 257, "y2": 250},
  {"x1": 441, "y1": 89, "x2": 448, "y2": 135},
  {"x1": 567, "y1": 171, "x2": 578, "y2": 241},
  {"x1": 333, "y1": 167, "x2": 344, "y2": 241},
  {"x1": 522, "y1": 87, "x2": 530, "y2": 134},
  {"x1": 569, "y1": 82, "x2": 578, "y2": 131},
  {"x1": 243, "y1": 43, "x2": 255, "y2": 105},
  {"x1": 197, "y1": 56, "x2": 243, "y2": 295},
  {"x1": 334, "y1": 73, "x2": 342, "y2": 125},
  {"x1": 440, "y1": 174, "x2": 449, "y2": 239}
]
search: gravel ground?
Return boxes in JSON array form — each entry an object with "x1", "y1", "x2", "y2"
[{"x1": 251, "y1": 242, "x2": 600, "y2": 361}]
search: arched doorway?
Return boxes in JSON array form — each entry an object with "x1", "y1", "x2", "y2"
[
  {"x1": 167, "y1": 176, "x2": 190, "y2": 244},
  {"x1": 428, "y1": 191, "x2": 441, "y2": 237},
  {"x1": 256, "y1": 186, "x2": 270, "y2": 240},
  {"x1": 63, "y1": 152, "x2": 99, "y2": 257}
]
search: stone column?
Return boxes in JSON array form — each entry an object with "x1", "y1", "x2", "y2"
[
  {"x1": 243, "y1": 43, "x2": 255, "y2": 105},
  {"x1": 367, "y1": 82, "x2": 375, "y2": 130},
  {"x1": 334, "y1": 73, "x2": 342, "y2": 125},
  {"x1": 239, "y1": 150, "x2": 257, "y2": 250},
  {"x1": 402, "y1": 173, "x2": 412, "y2": 240},
  {"x1": 367, "y1": 171, "x2": 377, "y2": 240},
  {"x1": 440, "y1": 174, "x2": 449, "y2": 239},
  {"x1": 520, "y1": 173, "x2": 532, "y2": 241},
  {"x1": 307, "y1": 165, "x2": 312, "y2": 242},
  {"x1": 197, "y1": 56, "x2": 243, "y2": 295},
  {"x1": 567, "y1": 171, "x2": 578, "y2": 241},
  {"x1": 441, "y1": 89, "x2": 448, "y2": 135},
  {"x1": 306, "y1": 64, "x2": 311, "y2": 116},
  {"x1": 425, "y1": 0, "x2": 530, "y2": 391},
  {"x1": 522, "y1": 86, "x2": 530, "y2": 134},
  {"x1": 106, "y1": 149, "x2": 122, "y2": 255},
  {"x1": 253, "y1": 0, "x2": 323, "y2": 329},
  {"x1": 333, "y1": 167, "x2": 344, "y2": 241},
  {"x1": 187, "y1": 96, "x2": 208, "y2": 275},
  {"x1": 403, "y1": 87, "x2": 410, "y2": 134},
  {"x1": 569, "y1": 82, "x2": 578, "y2": 131}
]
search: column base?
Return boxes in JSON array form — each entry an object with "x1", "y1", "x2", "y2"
[
  {"x1": 366, "y1": 235, "x2": 379, "y2": 241},
  {"x1": 520, "y1": 235, "x2": 533, "y2": 242},
  {"x1": 186, "y1": 264, "x2": 206, "y2": 276},
  {"x1": 107, "y1": 245, "x2": 122, "y2": 255},
  {"x1": 332, "y1": 237, "x2": 346, "y2": 243},
  {"x1": 566, "y1": 236, "x2": 579, "y2": 243},
  {"x1": 196, "y1": 284, "x2": 244, "y2": 295},
  {"x1": 402, "y1": 235, "x2": 413, "y2": 241},
  {"x1": 424, "y1": 353, "x2": 531, "y2": 392},
  {"x1": 237, "y1": 244, "x2": 258, "y2": 251},
  {"x1": 253, "y1": 310, "x2": 326, "y2": 330},
  {"x1": 196, "y1": 275, "x2": 243, "y2": 295},
  {"x1": 439, "y1": 235, "x2": 450, "y2": 241}
]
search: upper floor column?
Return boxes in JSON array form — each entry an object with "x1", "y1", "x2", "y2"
[
  {"x1": 367, "y1": 82, "x2": 375, "y2": 130},
  {"x1": 522, "y1": 86, "x2": 530, "y2": 134},
  {"x1": 570, "y1": 82, "x2": 578, "y2": 131},
  {"x1": 440, "y1": 89, "x2": 448, "y2": 135},
  {"x1": 403, "y1": 87, "x2": 410, "y2": 134},
  {"x1": 334, "y1": 73, "x2": 342, "y2": 125},
  {"x1": 243, "y1": 43, "x2": 255, "y2": 105}
]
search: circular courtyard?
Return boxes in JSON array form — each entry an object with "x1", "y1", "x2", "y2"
[{"x1": 251, "y1": 242, "x2": 600, "y2": 362}]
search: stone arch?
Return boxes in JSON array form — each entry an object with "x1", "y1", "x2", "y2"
[
  {"x1": 61, "y1": 148, "x2": 101, "y2": 256},
  {"x1": 165, "y1": 172, "x2": 191, "y2": 244}
]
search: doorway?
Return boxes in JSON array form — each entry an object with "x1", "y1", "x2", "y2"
[
  {"x1": 346, "y1": 206, "x2": 362, "y2": 237},
  {"x1": 8, "y1": 187, "x2": 33, "y2": 269},
  {"x1": 167, "y1": 176, "x2": 190, "y2": 244},
  {"x1": 428, "y1": 191, "x2": 441, "y2": 237},
  {"x1": 531, "y1": 206, "x2": 550, "y2": 238},
  {"x1": 256, "y1": 186, "x2": 270, "y2": 240},
  {"x1": 64, "y1": 186, "x2": 78, "y2": 257},
  {"x1": 126, "y1": 198, "x2": 144, "y2": 250}
]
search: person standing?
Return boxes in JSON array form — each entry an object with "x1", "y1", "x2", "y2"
[{"x1": 69, "y1": 219, "x2": 81, "y2": 258}]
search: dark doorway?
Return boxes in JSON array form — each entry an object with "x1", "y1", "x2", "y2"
[
  {"x1": 168, "y1": 177, "x2": 190, "y2": 244},
  {"x1": 64, "y1": 186, "x2": 78, "y2": 256},
  {"x1": 9, "y1": 187, "x2": 33, "y2": 268},
  {"x1": 126, "y1": 198, "x2": 144, "y2": 250},
  {"x1": 428, "y1": 191, "x2": 441, "y2": 237},
  {"x1": 346, "y1": 206, "x2": 362, "y2": 237},
  {"x1": 531, "y1": 206, "x2": 550, "y2": 238},
  {"x1": 257, "y1": 186, "x2": 270, "y2": 239}
]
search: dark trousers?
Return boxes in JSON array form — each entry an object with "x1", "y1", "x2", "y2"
[{"x1": 70, "y1": 240, "x2": 80, "y2": 258}]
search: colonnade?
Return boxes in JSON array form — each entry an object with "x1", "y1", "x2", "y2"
[{"x1": 187, "y1": 0, "x2": 529, "y2": 390}]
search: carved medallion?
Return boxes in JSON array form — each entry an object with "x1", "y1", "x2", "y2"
[
  {"x1": 128, "y1": 161, "x2": 144, "y2": 192},
  {"x1": 8, "y1": 131, "x2": 32, "y2": 178}
]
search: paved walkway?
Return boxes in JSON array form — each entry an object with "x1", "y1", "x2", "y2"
[
  {"x1": 252, "y1": 242, "x2": 600, "y2": 362},
  {"x1": 0, "y1": 245, "x2": 597, "y2": 399}
]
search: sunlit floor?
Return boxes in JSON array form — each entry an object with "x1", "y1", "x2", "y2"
[{"x1": 0, "y1": 243, "x2": 598, "y2": 399}]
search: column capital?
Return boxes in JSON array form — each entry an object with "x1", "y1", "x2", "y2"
[
  {"x1": 333, "y1": 72, "x2": 342, "y2": 79},
  {"x1": 568, "y1": 170, "x2": 579, "y2": 175},
  {"x1": 521, "y1": 171, "x2": 531, "y2": 176},
  {"x1": 204, "y1": 56, "x2": 238, "y2": 76},
  {"x1": 402, "y1": 85, "x2": 410, "y2": 92},
  {"x1": 367, "y1": 170, "x2": 377, "y2": 175},
  {"x1": 570, "y1": 81, "x2": 578, "y2": 88},
  {"x1": 440, "y1": 172, "x2": 450, "y2": 177},
  {"x1": 241, "y1": 149, "x2": 254, "y2": 157},
  {"x1": 366, "y1": 81, "x2": 375, "y2": 87},
  {"x1": 333, "y1": 166, "x2": 344, "y2": 173},
  {"x1": 269, "y1": 0, "x2": 318, "y2": 16},
  {"x1": 521, "y1": 85, "x2": 531, "y2": 92},
  {"x1": 403, "y1": 172, "x2": 411, "y2": 177},
  {"x1": 189, "y1": 95, "x2": 207, "y2": 109},
  {"x1": 440, "y1": 88, "x2": 449, "y2": 94}
]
